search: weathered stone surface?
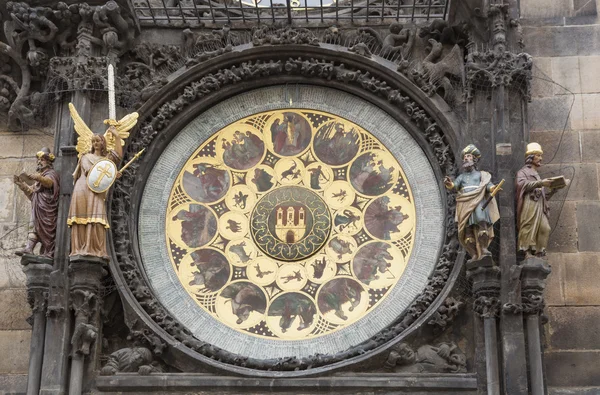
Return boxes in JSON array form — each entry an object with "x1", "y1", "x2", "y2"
[
  {"x1": 521, "y1": 0, "x2": 571, "y2": 19},
  {"x1": 570, "y1": 94, "x2": 585, "y2": 130},
  {"x1": 545, "y1": 351, "x2": 600, "y2": 387},
  {"x1": 576, "y1": 202, "x2": 600, "y2": 251},
  {"x1": 581, "y1": 93, "x2": 600, "y2": 129},
  {"x1": 0, "y1": 330, "x2": 30, "y2": 373},
  {"x1": 579, "y1": 57, "x2": 600, "y2": 94},
  {"x1": 549, "y1": 388, "x2": 600, "y2": 395},
  {"x1": 0, "y1": 133, "x2": 54, "y2": 160},
  {"x1": 0, "y1": 374, "x2": 27, "y2": 394},
  {"x1": 573, "y1": 0, "x2": 597, "y2": 16},
  {"x1": 560, "y1": 253, "x2": 600, "y2": 305},
  {"x1": 530, "y1": 131, "x2": 581, "y2": 163},
  {"x1": 529, "y1": 96, "x2": 577, "y2": 131},
  {"x1": 532, "y1": 57, "x2": 553, "y2": 98},
  {"x1": 540, "y1": 164, "x2": 599, "y2": 201},
  {"x1": 580, "y1": 131, "x2": 600, "y2": 162},
  {"x1": 551, "y1": 57, "x2": 581, "y2": 94},
  {"x1": 0, "y1": 260, "x2": 26, "y2": 289},
  {"x1": 0, "y1": 289, "x2": 31, "y2": 330},
  {"x1": 547, "y1": 306, "x2": 600, "y2": 349},
  {"x1": 547, "y1": 201, "x2": 578, "y2": 253},
  {"x1": 0, "y1": 178, "x2": 15, "y2": 223},
  {"x1": 524, "y1": 25, "x2": 600, "y2": 57},
  {"x1": 545, "y1": 253, "x2": 566, "y2": 306},
  {"x1": 0, "y1": 159, "x2": 36, "y2": 177}
]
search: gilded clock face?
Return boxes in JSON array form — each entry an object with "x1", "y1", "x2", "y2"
[{"x1": 165, "y1": 109, "x2": 416, "y2": 340}]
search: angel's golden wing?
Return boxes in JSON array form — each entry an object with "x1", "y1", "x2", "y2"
[
  {"x1": 68, "y1": 103, "x2": 93, "y2": 158},
  {"x1": 103, "y1": 112, "x2": 139, "y2": 151}
]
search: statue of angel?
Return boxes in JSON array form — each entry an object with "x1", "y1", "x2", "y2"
[{"x1": 66, "y1": 103, "x2": 138, "y2": 259}]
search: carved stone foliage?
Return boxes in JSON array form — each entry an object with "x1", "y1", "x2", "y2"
[
  {"x1": 384, "y1": 342, "x2": 467, "y2": 373},
  {"x1": 428, "y1": 296, "x2": 464, "y2": 331},
  {"x1": 0, "y1": 1, "x2": 136, "y2": 130},
  {"x1": 100, "y1": 347, "x2": 164, "y2": 376},
  {"x1": 109, "y1": 53, "x2": 460, "y2": 372},
  {"x1": 473, "y1": 295, "x2": 500, "y2": 318},
  {"x1": 252, "y1": 25, "x2": 319, "y2": 47},
  {"x1": 465, "y1": 49, "x2": 532, "y2": 102}
]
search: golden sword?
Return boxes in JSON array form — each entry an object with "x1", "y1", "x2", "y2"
[
  {"x1": 481, "y1": 178, "x2": 505, "y2": 210},
  {"x1": 117, "y1": 148, "x2": 145, "y2": 176}
]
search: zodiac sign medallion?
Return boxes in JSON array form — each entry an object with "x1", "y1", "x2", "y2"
[{"x1": 165, "y1": 109, "x2": 416, "y2": 340}]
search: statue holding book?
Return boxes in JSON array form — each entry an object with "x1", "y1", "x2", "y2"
[
  {"x1": 516, "y1": 143, "x2": 569, "y2": 258},
  {"x1": 13, "y1": 148, "x2": 60, "y2": 258}
]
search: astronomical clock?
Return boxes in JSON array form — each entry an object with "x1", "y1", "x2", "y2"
[{"x1": 139, "y1": 86, "x2": 443, "y2": 362}]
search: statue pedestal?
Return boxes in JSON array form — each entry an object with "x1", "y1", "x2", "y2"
[
  {"x1": 68, "y1": 255, "x2": 108, "y2": 395},
  {"x1": 21, "y1": 255, "x2": 53, "y2": 395},
  {"x1": 520, "y1": 256, "x2": 551, "y2": 395},
  {"x1": 466, "y1": 255, "x2": 501, "y2": 395}
]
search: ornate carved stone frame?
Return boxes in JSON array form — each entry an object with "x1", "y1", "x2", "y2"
[{"x1": 108, "y1": 44, "x2": 463, "y2": 376}]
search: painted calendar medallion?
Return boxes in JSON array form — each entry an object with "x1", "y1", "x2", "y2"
[{"x1": 164, "y1": 109, "x2": 417, "y2": 340}]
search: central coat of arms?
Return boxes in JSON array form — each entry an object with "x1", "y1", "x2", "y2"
[{"x1": 251, "y1": 186, "x2": 331, "y2": 261}]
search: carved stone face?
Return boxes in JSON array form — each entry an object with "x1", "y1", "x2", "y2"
[
  {"x1": 532, "y1": 153, "x2": 543, "y2": 167},
  {"x1": 92, "y1": 135, "x2": 105, "y2": 154},
  {"x1": 396, "y1": 343, "x2": 416, "y2": 364},
  {"x1": 36, "y1": 157, "x2": 50, "y2": 172}
]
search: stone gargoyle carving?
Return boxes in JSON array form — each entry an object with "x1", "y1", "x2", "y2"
[
  {"x1": 100, "y1": 347, "x2": 163, "y2": 375},
  {"x1": 384, "y1": 342, "x2": 467, "y2": 373}
]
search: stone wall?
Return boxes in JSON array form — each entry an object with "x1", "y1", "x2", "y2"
[
  {"x1": 0, "y1": 127, "x2": 54, "y2": 394},
  {"x1": 523, "y1": 0, "x2": 600, "y2": 392}
]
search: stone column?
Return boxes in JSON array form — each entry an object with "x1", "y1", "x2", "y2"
[
  {"x1": 21, "y1": 256, "x2": 53, "y2": 395},
  {"x1": 520, "y1": 257, "x2": 551, "y2": 395},
  {"x1": 68, "y1": 256, "x2": 107, "y2": 395},
  {"x1": 466, "y1": 256, "x2": 501, "y2": 395}
]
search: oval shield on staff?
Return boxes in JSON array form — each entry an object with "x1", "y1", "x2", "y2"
[{"x1": 87, "y1": 159, "x2": 117, "y2": 193}]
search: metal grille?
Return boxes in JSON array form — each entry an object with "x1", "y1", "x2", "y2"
[{"x1": 132, "y1": 0, "x2": 449, "y2": 27}]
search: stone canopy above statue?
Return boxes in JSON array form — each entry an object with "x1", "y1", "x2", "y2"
[{"x1": 138, "y1": 85, "x2": 444, "y2": 361}]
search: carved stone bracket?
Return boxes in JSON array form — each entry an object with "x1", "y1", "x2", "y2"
[
  {"x1": 503, "y1": 257, "x2": 551, "y2": 317},
  {"x1": 110, "y1": 50, "x2": 460, "y2": 372},
  {"x1": 68, "y1": 256, "x2": 108, "y2": 354},
  {"x1": 21, "y1": 256, "x2": 53, "y2": 325},
  {"x1": 466, "y1": 256, "x2": 501, "y2": 319}
]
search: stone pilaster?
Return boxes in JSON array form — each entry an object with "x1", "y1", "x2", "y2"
[
  {"x1": 466, "y1": 256, "x2": 501, "y2": 395},
  {"x1": 21, "y1": 255, "x2": 53, "y2": 395}
]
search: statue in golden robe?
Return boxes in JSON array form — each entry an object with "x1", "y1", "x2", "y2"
[
  {"x1": 67, "y1": 103, "x2": 138, "y2": 258},
  {"x1": 444, "y1": 145, "x2": 501, "y2": 262},
  {"x1": 516, "y1": 143, "x2": 568, "y2": 258}
]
